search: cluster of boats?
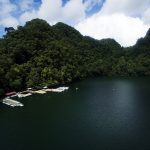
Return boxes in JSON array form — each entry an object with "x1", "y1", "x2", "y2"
[
  {"x1": 17, "y1": 86, "x2": 69, "y2": 98},
  {"x1": 1, "y1": 86, "x2": 69, "y2": 107}
]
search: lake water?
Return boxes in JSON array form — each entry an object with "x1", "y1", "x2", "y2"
[{"x1": 0, "y1": 77, "x2": 150, "y2": 150}]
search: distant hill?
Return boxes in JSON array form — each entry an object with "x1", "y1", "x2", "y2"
[{"x1": 0, "y1": 19, "x2": 149, "y2": 96}]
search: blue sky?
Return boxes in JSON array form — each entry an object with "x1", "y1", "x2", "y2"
[{"x1": 0, "y1": 0, "x2": 150, "y2": 47}]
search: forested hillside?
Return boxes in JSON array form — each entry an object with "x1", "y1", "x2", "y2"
[{"x1": 0, "y1": 19, "x2": 149, "y2": 96}]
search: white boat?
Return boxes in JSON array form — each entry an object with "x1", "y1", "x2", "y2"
[
  {"x1": 52, "y1": 87, "x2": 69, "y2": 92},
  {"x1": 45, "y1": 86, "x2": 69, "y2": 92},
  {"x1": 43, "y1": 86, "x2": 48, "y2": 89},
  {"x1": 31, "y1": 90, "x2": 46, "y2": 94},
  {"x1": 17, "y1": 93, "x2": 32, "y2": 98},
  {"x1": 2, "y1": 98, "x2": 24, "y2": 107}
]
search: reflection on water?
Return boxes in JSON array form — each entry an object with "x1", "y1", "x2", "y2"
[
  {"x1": 0, "y1": 77, "x2": 150, "y2": 150},
  {"x1": 108, "y1": 81, "x2": 141, "y2": 135}
]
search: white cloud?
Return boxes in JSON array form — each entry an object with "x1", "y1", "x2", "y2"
[
  {"x1": 19, "y1": 10, "x2": 37, "y2": 24},
  {"x1": 101, "y1": 0, "x2": 150, "y2": 17},
  {"x1": 100, "y1": 0, "x2": 150, "y2": 25},
  {"x1": 0, "y1": 0, "x2": 19, "y2": 27},
  {"x1": 0, "y1": 0, "x2": 16, "y2": 16},
  {"x1": 1, "y1": 16, "x2": 19, "y2": 27},
  {"x1": 18, "y1": 0, "x2": 35, "y2": 11},
  {"x1": 84, "y1": 0, "x2": 103, "y2": 11},
  {"x1": 142, "y1": 8, "x2": 150, "y2": 24},
  {"x1": 20, "y1": 0, "x2": 86, "y2": 25},
  {"x1": 62, "y1": 0, "x2": 85, "y2": 24},
  {"x1": 38, "y1": 0, "x2": 62, "y2": 22},
  {"x1": 76, "y1": 13, "x2": 149, "y2": 47}
]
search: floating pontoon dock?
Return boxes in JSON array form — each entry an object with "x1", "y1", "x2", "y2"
[
  {"x1": 17, "y1": 93, "x2": 32, "y2": 98},
  {"x1": 44, "y1": 87, "x2": 69, "y2": 92},
  {"x1": 2, "y1": 98, "x2": 24, "y2": 107},
  {"x1": 31, "y1": 90, "x2": 46, "y2": 94}
]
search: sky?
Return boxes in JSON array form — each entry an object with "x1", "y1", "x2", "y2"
[{"x1": 0, "y1": 0, "x2": 150, "y2": 47}]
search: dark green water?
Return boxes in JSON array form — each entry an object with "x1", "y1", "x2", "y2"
[{"x1": 0, "y1": 77, "x2": 150, "y2": 150}]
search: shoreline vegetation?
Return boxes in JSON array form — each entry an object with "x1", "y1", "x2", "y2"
[{"x1": 0, "y1": 19, "x2": 150, "y2": 97}]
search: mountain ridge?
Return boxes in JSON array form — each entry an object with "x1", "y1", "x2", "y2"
[{"x1": 0, "y1": 18, "x2": 149, "y2": 96}]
